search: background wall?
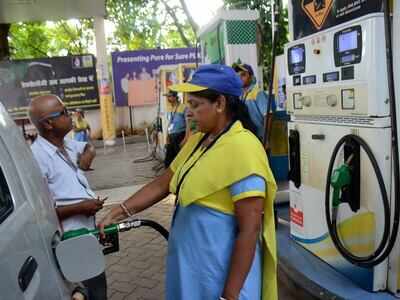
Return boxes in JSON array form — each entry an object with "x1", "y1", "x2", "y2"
[{"x1": 86, "y1": 105, "x2": 158, "y2": 139}]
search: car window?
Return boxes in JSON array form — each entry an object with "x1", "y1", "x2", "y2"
[{"x1": 0, "y1": 167, "x2": 13, "y2": 224}]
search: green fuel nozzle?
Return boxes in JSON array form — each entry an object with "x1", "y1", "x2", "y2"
[
  {"x1": 62, "y1": 223, "x2": 120, "y2": 255},
  {"x1": 61, "y1": 220, "x2": 166, "y2": 255},
  {"x1": 62, "y1": 220, "x2": 147, "y2": 240},
  {"x1": 62, "y1": 224, "x2": 119, "y2": 240},
  {"x1": 330, "y1": 154, "x2": 353, "y2": 220}
]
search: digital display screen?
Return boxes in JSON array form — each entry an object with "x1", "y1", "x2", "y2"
[
  {"x1": 341, "y1": 54, "x2": 355, "y2": 64},
  {"x1": 338, "y1": 31, "x2": 358, "y2": 52},
  {"x1": 290, "y1": 48, "x2": 304, "y2": 64},
  {"x1": 288, "y1": 44, "x2": 305, "y2": 75},
  {"x1": 303, "y1": 75, "x2": 316, "y2": 85},
  {"x1": 323, "y1": 72, "x2": 339, "y2": 82}
]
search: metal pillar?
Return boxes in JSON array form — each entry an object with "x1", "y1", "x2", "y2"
[{"x1": 94, "y1": 16, "x2": 116, "y2": 146}]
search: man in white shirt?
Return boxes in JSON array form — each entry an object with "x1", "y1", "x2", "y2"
[{"x1": 29, "y1": 94, "x2": 107, "y2": 300}]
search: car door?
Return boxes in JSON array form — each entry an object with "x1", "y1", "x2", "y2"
[{"x1": 0, "y1": 138, "x2": 66, "y2": 300}]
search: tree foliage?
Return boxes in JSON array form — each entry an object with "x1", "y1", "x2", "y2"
[
  {"x1": 2, "y1": 0, "x2": 197, "y2": 60},
  {"x1": 106, "y1": 0, "x2": 196, "y2": 51},
  {"x1": 223, "y1": 0, "x2": 289, "y2": 86},
  {"x1": 9, "y1": 20, "x2": 94, "y2": 59},
  {"x1": 2, "y1": 0, "x2": 287, "y2": 87}
]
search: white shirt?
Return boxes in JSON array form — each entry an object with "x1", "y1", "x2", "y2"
[{"x1": 31, "y1": 136, "x2": 96, "y2": 231}]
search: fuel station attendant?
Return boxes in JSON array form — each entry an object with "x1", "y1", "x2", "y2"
[
  {"x1": 99, "y1": 64, "x2": 277, "y2": 300},
  {"x1": 164, "y1": 90, "x2": 187, "y2": 167},
  {"x1": 233, "y1": 63, "x2": 273, "y2": 141}
]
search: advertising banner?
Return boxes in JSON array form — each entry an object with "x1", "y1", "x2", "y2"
[
  {"x1": 111, "y1": 48, "x2": 200, "y2": 107},
  {"x1": 292, "y1": 0, "x2": 384, "y2": 40},
  {"x1": 0, "y1": 54, "x2": 99, "y2": 119}
]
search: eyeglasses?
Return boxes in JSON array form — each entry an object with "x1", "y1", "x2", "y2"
[{"x1": 38, "y1": 107, "x2": 70, "y2": 122}]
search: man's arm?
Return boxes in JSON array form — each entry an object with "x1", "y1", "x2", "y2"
[
  {"x1": 78, "y1": 143, "x2": 96, "y2": 170},
  {"x1": 56, "y1": 198, "x2": 104, "y2": 221}
]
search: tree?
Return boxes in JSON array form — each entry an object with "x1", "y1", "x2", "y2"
[
  {"x1": 9, "y1": 22, "x2": 52, "y2": 59},
  {"x1": 49, "y1": 20, "x2": 94, "y2": 56},
  {"x1": 223, "y1": 0, "x2": 289, "y2": 87},
  {"x1": 7, "y1": 20, "x2": 94, "y2": 59},
  {"x1": 106, "y1": 0, "x2": 197, "y2": 51},
  {"x1": 1, "y1": 0, "x2": 197, "y2": 60}
]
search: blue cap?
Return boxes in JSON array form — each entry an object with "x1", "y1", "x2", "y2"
[
  {"x1": 233, "y1": 63, "x2": 254, "y2": 76},
  {"x1": 169, "y1": 64, "x2": 243, "y2": 97}
]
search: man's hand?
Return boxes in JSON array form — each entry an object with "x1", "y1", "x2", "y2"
[
  {"x1": 56, "y1": 197, "x2": 107, "y2": 220},
  {"x1": 80, "y1": 197, "x2": 106, "y2": 216},
  {"x1": 78, "y1": 143, "x2": 96, "y2": 170}
]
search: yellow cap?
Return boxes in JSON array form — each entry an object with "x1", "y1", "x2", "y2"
[{"x1": 169, "y1": 82, "x2": 208, "y2": 93}]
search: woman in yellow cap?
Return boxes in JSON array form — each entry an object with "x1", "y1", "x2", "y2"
[{"x1": 98, "y1": 64, "x2": 277, "y2": 300}]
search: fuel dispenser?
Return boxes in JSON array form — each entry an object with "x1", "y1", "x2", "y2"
[
  {"x1": 155, "y1": 65, "x2": 179, "y2": 159},
  {"x1": 286, "y1": 0, "x2": 400, "y2": 293},
  {"x1": 154, "y1": 63, "x2": 198, "y2": 160}
]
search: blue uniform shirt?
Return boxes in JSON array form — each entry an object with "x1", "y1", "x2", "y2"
[
  {"x1": 241, "y1": 83, "x2": 274, "y2": 140},
  {"x1": 167, "y1": 103, "x2": 187, "y2": 134}
]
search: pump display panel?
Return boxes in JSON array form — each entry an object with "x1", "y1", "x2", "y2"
[
  {"x1": 288, "y1": 44, "x2": 306, "y2": 75},
  {"x1": 334, "y1": 26, "x2": 362, "y2": 67}
]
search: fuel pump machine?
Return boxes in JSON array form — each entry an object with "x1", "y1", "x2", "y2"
[{"x1": 286, "y1": 0, "x2": 400, "y2": 294}]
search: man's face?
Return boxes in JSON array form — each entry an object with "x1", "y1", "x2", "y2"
[
  {"x1": 239, "y1": 70, "x2": 252, "y2": 88},
  {"x1": 167, "y1": 95, "x2": 177, "y2": 104},
  {"x1": 41, "y1": 101, "x2": 73, "y2": 137}
]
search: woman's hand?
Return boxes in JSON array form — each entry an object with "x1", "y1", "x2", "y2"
[
  {"x1": 97, "y1": 206, "x2": 124, "y2": 240},
  {"x1": 98, "y1": 169, "x2": 174, "y2": 240}
]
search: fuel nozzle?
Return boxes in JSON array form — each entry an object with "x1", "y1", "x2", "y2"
[
  {"x1": 61, "y1": 222, "x2": 144, "y2": 255},
  {"x1": 330, "y1": 162, "x2": 352, "y2": 220},
  {"x1": 62, "y1": 219, "x2": 169, "y2": 256},
  {"x1": 62, "y1": 224, "x2": 120, "y2": 255}
]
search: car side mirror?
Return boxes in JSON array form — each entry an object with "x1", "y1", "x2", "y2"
[{"x1": 55, "y1": 234, "x2": 105, "y2": 283}]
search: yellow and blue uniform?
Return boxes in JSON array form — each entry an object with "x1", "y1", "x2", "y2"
[
  {"x1": 241, "y1": 83, "x2": 273, "y2": 140},
  {"x1": 165, "y1": 102, "x2": 187, "y2": 167},
  {"x1": 166, "y1": 121, "x2": 277, "y2": 300},
  {"x1": 74, "y1": 118, "x2": 90, "y2": 142},
  {"x1": 167, "y1": 103, "x2": 187, "y2": 135}
]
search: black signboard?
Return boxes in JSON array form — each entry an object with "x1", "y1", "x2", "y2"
[
  {"x1": 292, "y1": 0, "x2": 384, "y2": 40},
  {"x1": 0, "y1": 55, "x2": 99, "y2": 119}
]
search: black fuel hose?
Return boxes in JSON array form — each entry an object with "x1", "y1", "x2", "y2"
[
  {"x1": 131, "y1": 219, "x2": 169, "y2": 241},
  {"x1": 325, "y1": 135, "x2": 390, "y2": 267}
]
